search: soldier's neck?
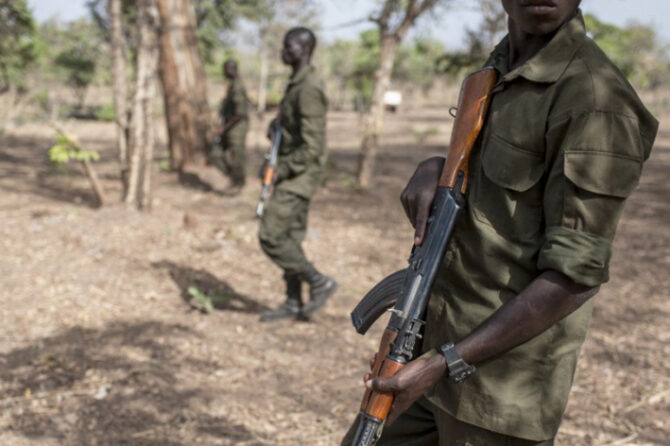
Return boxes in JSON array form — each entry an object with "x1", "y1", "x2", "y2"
[
  {"x1": 291, "y1": 58, "x2": 311, "y2": 76},
  {"x1": 507, "y1": 19, "x2": 555, "y2": 70}
]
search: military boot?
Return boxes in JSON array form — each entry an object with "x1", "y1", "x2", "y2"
[
  {"x1": 300, "y1": 264, "x2": 338, "y2": 318},
  {"x1": 260, "y1": 273, "x2": 302, "y2": 321}
]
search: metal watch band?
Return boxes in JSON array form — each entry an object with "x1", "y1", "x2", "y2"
[{"x1": 440, "y1": 343, "x2": 476, "y2": 383}]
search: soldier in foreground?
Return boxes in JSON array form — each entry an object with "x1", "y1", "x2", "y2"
[
  {"x1": 259, "y1": 27, "x2": 337, "y2": 321},
  {"x1": 344, "y1": 0, "x2": 657, "y2": 444},
  {"x1": 211, "y1": 59, "x2": 249, "y2": 189}
]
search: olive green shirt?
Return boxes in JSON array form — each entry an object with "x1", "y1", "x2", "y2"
[
  {"x1": 220, "y1": 77, "x2": 249, "y2": 143},
  {"x1": 274, "y1": 65, "x2": 328, "y2": 199},
  {"x1": 423, "y1": 11, "x2": 658, "y2": 441}
]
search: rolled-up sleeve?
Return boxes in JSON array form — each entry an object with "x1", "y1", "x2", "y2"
[{"x1": 538, "y1": 111, "x2": 652, "y2": 287}]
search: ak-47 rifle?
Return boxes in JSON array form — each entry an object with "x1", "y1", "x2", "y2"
[
  {"x1": 256, "y1": 122, "x2": 282, "y2": 219},
  {"x1": 348, "y1": 67, "x2": 497, "y2": 446}
]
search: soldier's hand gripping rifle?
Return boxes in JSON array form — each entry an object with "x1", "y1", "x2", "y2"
[
  {"x1": 255, "y1": 122, "x2": 282, "y2": 219},
  {"x1": 348, "y1": 67, "x2": 497, "y2": 446}
]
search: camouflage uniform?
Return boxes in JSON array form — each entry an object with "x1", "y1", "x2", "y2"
[{"x1": 343, "y1": 11, "x2": 657, "y2": 445}]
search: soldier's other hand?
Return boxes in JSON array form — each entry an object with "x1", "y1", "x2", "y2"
[
  {"x1": 400, "y1": 156, "x2": 445, "y2": 246},
  {"x1": 366, "y1": 354, "x2": 446, "y2": 425}
]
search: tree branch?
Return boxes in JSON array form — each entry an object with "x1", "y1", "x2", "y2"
[
  {"x1": 395, "y1": 0, "x2": 441, "y2": 40},
  {"x1": 370, "y1": 0, "x2": 400, "y2": 30}
]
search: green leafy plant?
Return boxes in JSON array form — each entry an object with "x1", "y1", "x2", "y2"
[
  {"x1": 187, "y1": 286, "x2": 231, "y2": 314},
  {"x1": 49, "y1": 133, "x2": 100, "y2": 164},
  {"x1": 48, "y1": 124, "x2": 106, "y2": 207}
]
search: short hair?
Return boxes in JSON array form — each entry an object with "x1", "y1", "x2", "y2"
[
  {"x1": 286, "y1": 27, "x2": 317, "y2": 56},
  {"x1": 222, "y1": 59, "x2": 238, "y2": 70}
]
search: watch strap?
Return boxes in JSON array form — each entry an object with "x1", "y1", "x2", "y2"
[{"x1": 440, "y1": 343, "x2": 476, "y2": 383}]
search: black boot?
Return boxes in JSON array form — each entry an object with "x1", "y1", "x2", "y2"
[
  {"x1": 260, "y1": 273, "x2": 302, "y2": 321},
  {"x1": 300, "y1": 264, "x2": 338, "y2": 317}
]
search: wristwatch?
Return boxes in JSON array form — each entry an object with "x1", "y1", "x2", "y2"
[{"x1": 440, "y1": 343, "x2": 476, "y2": 383}]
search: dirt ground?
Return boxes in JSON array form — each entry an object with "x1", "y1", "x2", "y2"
[{"x1": 0, "y1": 105, "x2": 668, "y2": 446}]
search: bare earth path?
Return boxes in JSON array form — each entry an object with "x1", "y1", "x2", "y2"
[{"x1": 0, "y1": 108, "x2": 668, "y2": 445}]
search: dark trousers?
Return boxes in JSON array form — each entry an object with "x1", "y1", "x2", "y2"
[
  {"x1": 341, "y1": 397, "x2": 555, "y2": 446},
  {"x1": 258, "y1": 189, "x2": 311, "y2": 274},
  {"x1": 211, "y1": 131, "x2": 247, "y2": 186}
]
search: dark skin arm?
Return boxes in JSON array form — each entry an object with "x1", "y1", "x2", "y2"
[
  {"x1": 368, "y1": 157, "x2": 599, "y2": 425},
  {"x1": 219, "y1": 116, "x2": 243, "y2": 136}
]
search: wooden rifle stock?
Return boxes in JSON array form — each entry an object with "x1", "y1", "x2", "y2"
[
  {"x1": 439, "y1": 69, "x2": 498, "y2": 193},
  {"x1": 351, "y1": 67, "x2": 497, "y2": 446}
]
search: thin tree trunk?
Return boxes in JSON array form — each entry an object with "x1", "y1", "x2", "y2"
[
  {"x1": 126, "y1": 0, "x2": 159, "y2": 207},
  {"x1": 82, "y1": 159, "x2": 106, "y2": 207},
  {"x1": 108, "y1": 0, "x2": 130, "y2": 198},
  {"x1": 156, "y1": 0, "x2": 210, "y2": 171},
  {"x1": 257, "y1": 39, "x2": 268, "y2": 114},
  {"x1": 356, "y1": 35, "x2": 397, "y2": 190},
  {"x1": 141, "y1": 75, "x2": 157, "y2": 209},
  {"x1": 356, "y1": 0, "x2": 441, "y2": 190}
]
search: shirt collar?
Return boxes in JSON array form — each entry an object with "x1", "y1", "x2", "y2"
[
  {"x1": 288, "y1": 64, "x2": 313, "y2": 86},
  {"x1": 488, "y1": 9, "x2": 586, "y2": 84}
]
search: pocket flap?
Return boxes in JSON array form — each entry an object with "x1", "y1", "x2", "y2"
[
  {"x1": 482, "y1": 135, "x2": 544, "y2": 192},
  {"x1": 564, "y1": 151, "x2": 641, "y2": 198}
]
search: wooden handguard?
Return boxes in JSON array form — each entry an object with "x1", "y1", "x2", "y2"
[
  {"x1": 359, "y1": 329, "x2": 402, "y2": 418},
  {"x1": 262, "y1": 166, "x2": 275, "y2": 186},
  {"x1": 439, "y1": 68, "x2": 497, "y2": 194}
]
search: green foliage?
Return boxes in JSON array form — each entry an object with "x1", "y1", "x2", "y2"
[
  {"x1": 394, "y1": 37, "x2": 446, "y2": 92},
  {"x1": 96, "y1": 102, "x2": 116, "y2": 122},
  {"x1": 187, "y1": 286, "x2": 230, "y2": 314},
  {"x1": 48, "y1": 133, "x2": 100, "y2": 165},
  {"x1": 159, "y1": 159, "x2": 171, "y2": 172},
  {"x1": 195, "y1": 0, "x2": 264, "y2": 65},
  {"x1": 436, "y1": 0, "x2": 506, "y2": 78},
  {"x1": 51, "y1": 20, "x2": 101, "y2": 106},
  {"x1": 33, "y1": 88, "x2": 50, "y2": 113},
  {"x1": 584, "y1": 14, "x2": 670, "y2": 89},
  {"x1": 324, "y1": 30, "x2": 447, "y2": 109},
  {"x1": 0, "y1": 0, "x2": 37, "y2": 92}
]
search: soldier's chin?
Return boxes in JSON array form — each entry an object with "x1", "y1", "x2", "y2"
[{"x1": 520, "y1": 16, "x2": 563, "y2": 36}]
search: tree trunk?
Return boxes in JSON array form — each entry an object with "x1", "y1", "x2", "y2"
[
  {"x1": 125, "y1": 0, "x2": 160, "y2": 208},
  {"x1": 108, "y1": 0, "x2": 130, "y2": 198},
  {"x1": 82, "y1": 159, "x2": 107, "y2": 207},
  {"x1": 141, "y1": 73, "x2": 157, "y2": 210},
  {"x1": 156, "y1": 0, "x2": 211, "y2": 171},
  {"x1": 257, "y1": 40, "x2": 268, "y2": 114},
  {"x1": 356, "y1": 35, "x2": 397, "y2": 190}
]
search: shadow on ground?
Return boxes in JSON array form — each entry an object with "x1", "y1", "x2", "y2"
[
  {"x1": 152, "y1": 260, "x2": 270, "y2": 314},
  {"x1": 0, "y1": 320, "x2": 264, "y2": 445}
]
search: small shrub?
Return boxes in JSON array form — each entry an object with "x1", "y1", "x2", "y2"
[
  {"x1": 48, "y1": 134, "x2": 99, "y2": 165},
  {"x1": 95, "y1": 102, "x2": 116, "y2": 122}
]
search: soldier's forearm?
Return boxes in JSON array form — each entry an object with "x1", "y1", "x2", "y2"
[
  {"x1": 455, "y1": 270, "x2": 599, "y2": 366},
  {"x1": 221, "y1": 116, "x2": 243, "y2": 134}
]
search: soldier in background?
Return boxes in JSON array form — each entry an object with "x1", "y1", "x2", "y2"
[
  {"x1": 259, "y1": 27, "x2": 338, "y2": 321},
  {"x1": 211, "y1": 59, "x2": 249, "y2": 189}
]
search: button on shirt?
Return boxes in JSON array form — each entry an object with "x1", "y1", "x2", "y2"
[{"x1": 423, "y1": 11, "x2": 658, "y2": 441}]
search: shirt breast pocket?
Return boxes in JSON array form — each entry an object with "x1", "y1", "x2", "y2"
[{"x1": 473, "y1": 134, "x2": 546, "y2": 242}]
